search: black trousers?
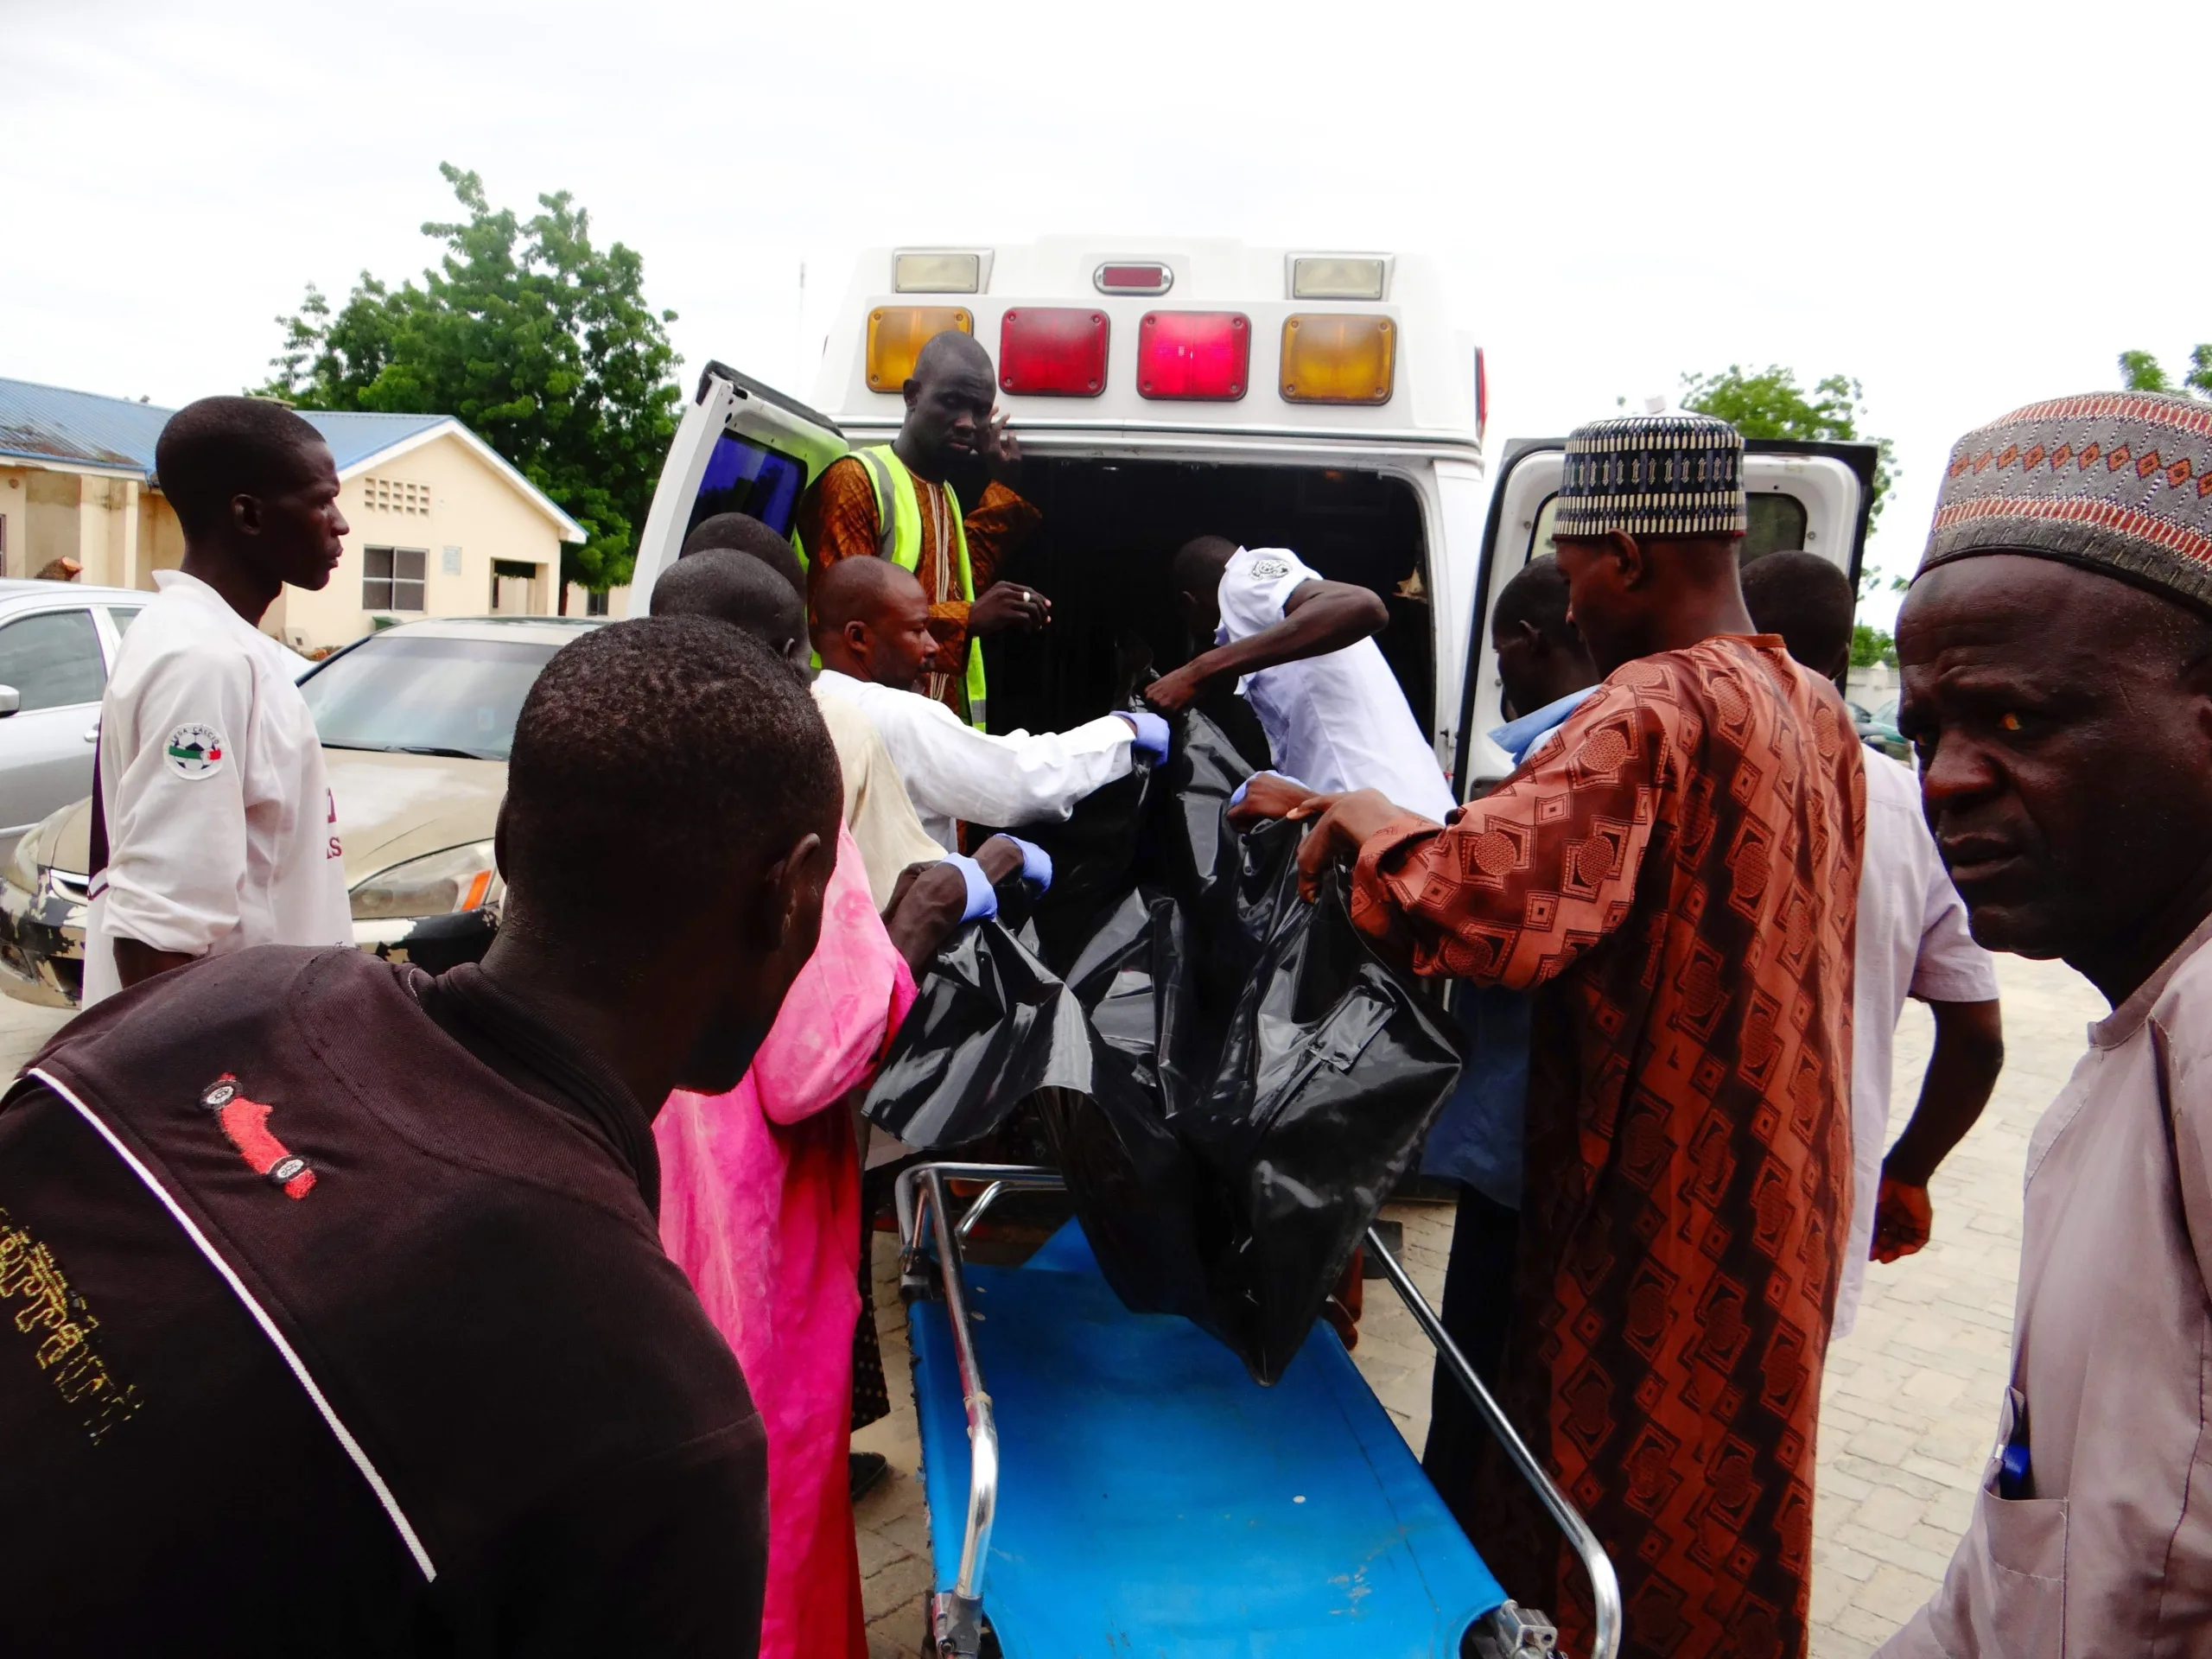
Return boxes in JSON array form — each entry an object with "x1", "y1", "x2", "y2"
[{"x1": 1421, "y1": 1184, "x2": 1520, "y2": 1537}]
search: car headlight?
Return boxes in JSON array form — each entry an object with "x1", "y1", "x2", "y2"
[
  {"x1": 6, "y1": 833, "x2": 42, "y2": 898},
  {"x1": 350, "y1": 841, "x2": 501, "y2": 922}
]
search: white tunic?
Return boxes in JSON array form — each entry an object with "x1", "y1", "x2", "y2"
[
  {"x1": 1214, "y1": 546, "x2": 1455, "y2": 821},
  {"x1": 1884, "y1": 911, "x2": 2212, "y2": 1657},
  {"x1": 812, "y1": 670, "x2": 1133, "y2": 853},
  {"x1": 1835, "y1": 752, "x2": 1999, "y2": 1336},
  {"x1": 81, "y1": 571, "x2": 351, "y2": 1005}
]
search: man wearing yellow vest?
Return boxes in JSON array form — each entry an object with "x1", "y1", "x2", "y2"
[{"x1": 795, "y1": 330, "x2": 1048, "y2": 728}]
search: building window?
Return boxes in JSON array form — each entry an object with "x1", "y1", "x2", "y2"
[
  {"x1": 364, "y1": 477, "x2": 430, "y2": 514},
  {"x1": 586, "y1": 589, "x2": 610, "y2": 616},
  {"x1": 364, "y1": 547, "x2": 427, "y2": 612}
]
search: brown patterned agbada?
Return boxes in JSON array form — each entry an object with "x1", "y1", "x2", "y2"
[
  {"x1": 1350, "y1": 635, "x2": 1863, "y2": 1659},
  {"x1": 794, "y1": 456, "x2": 1040, "y2": 717}
]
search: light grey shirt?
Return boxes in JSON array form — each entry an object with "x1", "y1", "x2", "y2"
[{"x1": 1884, "y1": 910, "x2": 2212, "y2": 1656}]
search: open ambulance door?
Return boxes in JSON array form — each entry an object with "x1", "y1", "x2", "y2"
[
  {"x1": 1450, "y1": 437, "x2": 1880, "y2": 799},
  {"x1": 631, "y1": 361, "x2": 851, "y2": 606}
]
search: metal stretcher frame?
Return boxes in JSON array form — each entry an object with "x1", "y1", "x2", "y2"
[{"x1": 894, "y1": 1161, "x2": 1624, "y2": 1659}]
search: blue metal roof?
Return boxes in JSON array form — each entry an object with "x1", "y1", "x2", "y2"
[
  {"x1": 291, "y1": 410, "x2": 448, "y2": 472},
  {"x1": 0, "y1": 378, "x2": 447, "y2": 477},
  {"x1": 0, "y1": 378, "x2": 173, "y2": 472}
]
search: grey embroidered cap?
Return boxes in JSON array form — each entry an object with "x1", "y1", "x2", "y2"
[
  {"x1": 1919, "y1": 391, "x2": 2212, "y2": 613},
  {"x1": 1554, "y1": 412, "x2": 1748, "y2": 541}
]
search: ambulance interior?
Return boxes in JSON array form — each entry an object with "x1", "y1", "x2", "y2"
[{"x1": 972, "y1": 456, "x2": 1434, "y2": 763}]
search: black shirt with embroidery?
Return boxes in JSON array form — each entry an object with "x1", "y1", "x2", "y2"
[{"x1": 0, "y1": 949, "x2": 766, "y2": 1656}]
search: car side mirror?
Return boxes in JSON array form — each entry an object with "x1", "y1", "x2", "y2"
[{"x1": 0, "y1": 685, "x2": 20, "y2": 717}]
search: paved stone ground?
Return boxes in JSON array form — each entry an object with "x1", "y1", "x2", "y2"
[{"x1": 855, "y1": 950, "x2": 2105, "y2": 1658}]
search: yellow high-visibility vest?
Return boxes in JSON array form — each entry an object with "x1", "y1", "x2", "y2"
[{"x1": 849, "y1": 446, "x2": 988, "y2": 730}]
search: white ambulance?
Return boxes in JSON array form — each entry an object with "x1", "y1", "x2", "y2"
[{"x1": 635, "y1": 238, "x2": 1877, "y2": 795}]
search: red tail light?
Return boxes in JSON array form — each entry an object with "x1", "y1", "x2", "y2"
[
  {"x1": 999, "y1": 308, "x2": 1109, "y2": 397},
  {"x1": 1475, "y1": 346, "x2": 1488, "y2": 440},
  {"x1": 1137, "y1": 312, "x2": 1249, "y2": 401}
]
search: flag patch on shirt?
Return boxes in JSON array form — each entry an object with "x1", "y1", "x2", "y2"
[
  {"x1": 163, "y1": 723, "x2": 226, "y2": 779},
  {"x1": 198, "y1": 1076, "x2": 315, "y2": 1199}
]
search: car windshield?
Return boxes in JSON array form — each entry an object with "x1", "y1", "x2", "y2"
[{"x1": 299, "y1": 633, "x2": 563, "y2": 761}]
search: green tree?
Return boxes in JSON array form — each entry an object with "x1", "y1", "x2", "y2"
[
  {"x1": 1850, "y1": 620, "x2": 1897, "y2": 671},
  {"x1": 258, "y1": 164, "x2": 681, "y2": 596},
  {"x1": 2119, "y1": 346, "x2": 2212, "y2": 400},
  {"x1": 1680, "y1": 363, "x2": 1897, "y2": 529}
]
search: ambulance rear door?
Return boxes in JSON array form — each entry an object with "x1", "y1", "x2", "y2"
[
  {"x1": 632, "y1": 361, "x2": 850, "y2": 604},
  {"x1": 1451, "y1": 436, "x2": 1879, "y2": 798}
]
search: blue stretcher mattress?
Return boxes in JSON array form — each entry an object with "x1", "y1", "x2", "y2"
[{"x1": 907, "y1": 1223, "x2": 1508, "y2": 1656}]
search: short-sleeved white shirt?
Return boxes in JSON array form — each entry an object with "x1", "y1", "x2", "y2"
[
  {"x1": 1835, "y1": 750, "x2": 2001, "y2": 1336},
  {"x1": 81, "y1": 571, "x2": 351, "y2": 1005},
  {"x1": 1214, "y1": 546, "x2": 1455, "y2": 821}
]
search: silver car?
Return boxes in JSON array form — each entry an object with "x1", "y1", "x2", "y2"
[
  {"x1": 0, "y1": 580, "x2": 153, "y2": 865},
  {"x1": 0, "y1": 614, "x2": 597, "y2": 1006}
]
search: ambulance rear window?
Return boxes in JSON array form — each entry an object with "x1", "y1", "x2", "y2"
[
  {"x1": 690, "y1": 431, "x2": 809, "y2": 540},
  {"x1": 1526, "y1": 492, "x2": 1809, "y2": 563}
]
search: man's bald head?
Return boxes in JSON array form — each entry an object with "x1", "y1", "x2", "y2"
[
  {"x1": 912, "y1": 329, "x2": 995, "y2": 385},
  {"x1": 811, "y1": 556, "x2": 939, "y2": 690},
  {"x1": 652, "y1": 548, "x2": 809, "y2": 673},
  {"x1": 680, "y1": 512, "x2": 805, "y2": 601},
  {"x1": 899, "y1": 329, "x2": 997, "y2": 480}
]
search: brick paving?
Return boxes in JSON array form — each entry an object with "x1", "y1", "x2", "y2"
[{"x1": 856, "y1": 950, "x2": 2105, "y2": 1657}]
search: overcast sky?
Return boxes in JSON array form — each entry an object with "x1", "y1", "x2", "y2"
[{"x1": 7, "y1": 0, "x2": 2203, "y2": 626}]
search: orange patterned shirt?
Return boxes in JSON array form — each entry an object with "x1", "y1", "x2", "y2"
[
  {"x1": 795, "y1": 457, "x2": 1040, "y2": 715},
  {"x1": 1352, "y1": 635, "x2": 1864, "y2": 1659}
]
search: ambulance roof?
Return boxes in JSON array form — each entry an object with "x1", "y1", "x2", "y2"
[{"x1": 814, "y1": 238, "x2": 1481, "y2": 448}]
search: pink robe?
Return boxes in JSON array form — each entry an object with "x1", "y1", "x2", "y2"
[{"x1": 657, "y1": 823, "x2": 918, "y2": 1659}]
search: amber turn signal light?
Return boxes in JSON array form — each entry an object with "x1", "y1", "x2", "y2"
[
  {"x1": 1280, "y1": 314, "x2": 1395, "y2": 405},
  {"x1": 867, "y1": 307, "x2": 973, "y2": 393}
]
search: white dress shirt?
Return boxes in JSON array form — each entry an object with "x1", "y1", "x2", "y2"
[
  {"x1": 813, "y1": 669, "x2": 1134, "y2": 851},
  {"x1": 82, "y1": 570, "x2": 351, "y2": 1005}
]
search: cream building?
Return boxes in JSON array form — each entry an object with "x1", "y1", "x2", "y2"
[{"x1": 0, "y1": 378, "x2": 587, "y2": 652}]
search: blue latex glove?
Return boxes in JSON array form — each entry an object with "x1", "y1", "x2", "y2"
[
  {"x1": 1228, "y1": 769, "x2": 1310, "y2": 809},
  {"x1": 1114, "y1": 709, "x2": 1172, "y2": 765},
  {"x1": 1007, "y1": 836, "x2": 1053, "y2": 893},
  {"x1": 939, "y1": 854, "x2": 999, "y2": 923}
]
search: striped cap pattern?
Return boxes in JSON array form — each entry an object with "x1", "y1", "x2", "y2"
[
  {"x1": 1920, "y1": 391, "x2": 2212, "y2": 612},
  {"x1": 1554, "y1": 413, "x2": 1748, "y2": 540}
]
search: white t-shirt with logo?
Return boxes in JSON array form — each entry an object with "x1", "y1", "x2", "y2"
[
  {"x1": 1215, "y1": 546, "x2": 1455, "y2": 821},
  {"x1": 81, "y1": 570, "x2": 352, "y2": 1005},
  {"x1": 1834, "y1": 750, "x2": 2001, "y2": 1336}
]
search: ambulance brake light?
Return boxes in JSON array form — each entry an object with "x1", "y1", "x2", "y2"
[
  {"x1": 1289, "y1": 256, "x2": 1388, "y2": 302},
  {"x1": 1137, "y1": 311, "x2": 1249, "y2": 401},
  {"x1": 866, "y1": 307, "x2": 972, "y2": 393},
  {"x1": 1094, "y1": 262, "x2": 1173, "y2": 296},
  {"x1": 1475, "y1": 346, "x2": 1489, "y2": 439},
  {"x1": 999, "y1": 308, "x2": 1109, "y2": 397},
  {"x1": 893, "y1": 251, "x2": 983, "y2": 293},
  {"x1": 1280, "y1": 315, "x2": 1395, "y2": 404}
]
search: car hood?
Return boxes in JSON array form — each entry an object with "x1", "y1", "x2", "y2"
[{"x1": 45, "y1": 749, "x2": 507, "y2": 885}]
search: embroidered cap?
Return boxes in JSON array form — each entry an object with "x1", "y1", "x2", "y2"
[
  {"x1": 1553, "y1": 412, "x2": 1748, "y2": 541},
  {"x1": 1918, "y1": 391, "x2": 2212, "y2": 613}
]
